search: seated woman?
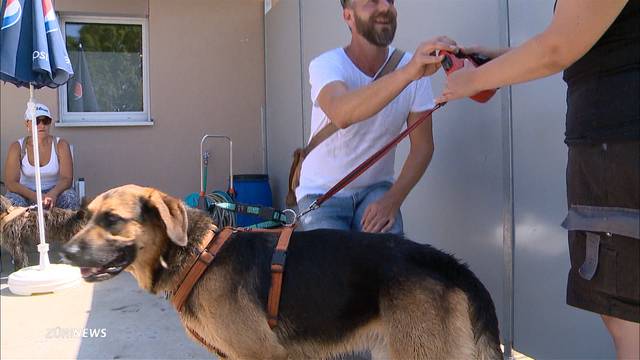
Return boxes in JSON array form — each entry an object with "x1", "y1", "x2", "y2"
[{"x1": 3, "y1": 103, "x2": 79, "y2": 210}]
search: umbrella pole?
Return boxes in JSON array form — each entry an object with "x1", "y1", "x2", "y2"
[
  {"x1": 8, "y1": 90, "x2": 81, "y2": 296},
  {"x1": 5, "y1": 0, "x2": 83, "y2": 296},
  {"x1": 27, "y1": 85, "x2": 50, "y2": 270}
]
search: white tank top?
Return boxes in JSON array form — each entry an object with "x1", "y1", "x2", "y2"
[{"x1": 18, "y1": 137, "x2": 60, "y2": 190}]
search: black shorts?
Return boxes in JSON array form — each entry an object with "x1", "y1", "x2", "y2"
[{"x1": 566, "y1": 141, "x2": 640, "y2": 323}]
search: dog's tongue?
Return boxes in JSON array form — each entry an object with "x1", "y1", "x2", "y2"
[{"x1": 80, "y1": 267, "x2": 99, "y2": 277}]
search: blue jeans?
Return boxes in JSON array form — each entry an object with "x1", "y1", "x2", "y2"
[
  {"x1": 5, "y1": 188, "x2": 80, "y2": 210},
  {"x1": 297, "y1": 181, "x2": 403, "y2": 235}
]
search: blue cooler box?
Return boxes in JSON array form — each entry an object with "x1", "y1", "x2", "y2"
[{"x1": 232, "y1": 174, "x2": 273, "y2": 226}]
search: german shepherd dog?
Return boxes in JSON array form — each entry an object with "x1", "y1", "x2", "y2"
[{"x1": 61, "y1": 185, "x2": 502, "y2": 359}]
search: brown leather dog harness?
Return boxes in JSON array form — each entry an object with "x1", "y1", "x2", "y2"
[
  {"x1": 171, "y1": 226, "x2": 232, "y2": 311},
  {"x1": 172, "y1": 225, "x2": 295, "y2": 329},
  {"x1": 266, "y1": 226, "x2": 294, "y2": 328}
]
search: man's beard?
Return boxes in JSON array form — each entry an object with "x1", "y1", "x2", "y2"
[{"x1": 354, "y1": 10, "x2": 397, "y2": 47}]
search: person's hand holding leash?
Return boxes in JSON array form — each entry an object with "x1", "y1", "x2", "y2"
[
  {"x1": 436, "y1": 44, "x2": 506, "y2": 104},
  {"x1": 436, "y1": 59, "x2": 479, "y2": 104}
]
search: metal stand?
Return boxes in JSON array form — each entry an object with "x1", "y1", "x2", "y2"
[{"x1": 199, "y1": 134, "x2": 235, "y2": 203}]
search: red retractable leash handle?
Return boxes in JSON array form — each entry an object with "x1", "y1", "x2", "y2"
[{"x1": 439, "y1": 49, "x2": 497, "y2": 103}]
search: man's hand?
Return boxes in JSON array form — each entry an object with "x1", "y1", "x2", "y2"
[
  {"x1": 361, "y1": 194, "x2": 402, "y2": 233},
  {"x1": 403, "y1": 36, "x2": 458, "y2": 80}
]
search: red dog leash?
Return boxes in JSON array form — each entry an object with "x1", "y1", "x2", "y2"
[
  {"x1": 297, "y1": 102, "x2": 445, "y2": 219},
  {"x1": 296, "y1": 49, "x2": 498, "y2": 220}
]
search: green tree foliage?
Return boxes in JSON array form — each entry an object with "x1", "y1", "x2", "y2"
[{"x1": 66, "y1": 23, "x2": 143, "y2": 112}]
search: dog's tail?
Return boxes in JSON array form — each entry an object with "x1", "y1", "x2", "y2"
[{"x1": 410, "y1": 246, "x2": 503, "y2": 359}]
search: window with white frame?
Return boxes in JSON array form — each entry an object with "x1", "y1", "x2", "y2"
[{"x1": 58, "y1": 17, "x2": 150, "y2": 126}]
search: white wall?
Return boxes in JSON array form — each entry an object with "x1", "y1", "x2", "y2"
[{"x1": 1, "y1": 0, "x2": 266, "y2": 199}]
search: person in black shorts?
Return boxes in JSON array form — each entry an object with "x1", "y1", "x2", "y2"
[{"x1": 437, "y1": 0, "x2": 639, "y2": 358}]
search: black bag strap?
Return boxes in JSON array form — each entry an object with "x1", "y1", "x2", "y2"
[{"x1": 19, "y1": 137, "x2": 27, "y2": 164}]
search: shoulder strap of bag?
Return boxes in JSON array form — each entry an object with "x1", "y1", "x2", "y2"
[
  {"x1": 19, "y1": 137, "x2": 26, "y2": 162},
  {"x1": 302, "y1": 48, "x2": 405, "y2": 156},
  {"x1": 19, "y1": 137, "x2": 28, "y2": 169},
  {"x1": 375, "y1": 48, "x2": 405, "y2": 80},
  {"x1": 54, "y1": 136, "x2": 61, "y2": 161}
]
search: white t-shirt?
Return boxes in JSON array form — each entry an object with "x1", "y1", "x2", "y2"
[{"x1": 296, "y1": 47, "x2": 435, "y2": 200}]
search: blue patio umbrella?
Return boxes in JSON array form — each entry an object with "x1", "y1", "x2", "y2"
[
  {"x1": 1, "y1": 0, "x2": 80, "y2": 294},
  {"x1": 1, "y1": 0, "x2": 73, "y2": 87}
]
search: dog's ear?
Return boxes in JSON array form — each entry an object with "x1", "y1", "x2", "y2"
[{"x1": 147, "y1": 191, "x2": 189, "y2": 246}]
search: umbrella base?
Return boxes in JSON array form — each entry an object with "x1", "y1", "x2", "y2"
[{"x1": 8, "y1": 264, "x2": 81, "y2": 296}]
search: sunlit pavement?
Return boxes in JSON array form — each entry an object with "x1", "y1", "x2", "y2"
[{"x1": 1, "y1": 251, "x2": 214, "y2": 360}]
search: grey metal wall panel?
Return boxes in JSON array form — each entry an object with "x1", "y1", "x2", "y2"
[
  {"x1": 299, "y1": 1, "x2": 350, "y2": 142},
  {"x1": 265, "y1": 0, "x2": 615, "y2": 357},
  {"x1": 391, "y1": 0, "x2": 507, "y2": 344},
  {"x1": 509, "y1": 1, "x2": 615, "y2": 358},
  {"x1": 298, "y1": 0, "x2": 507, "y2": 342},
  {"x1": 265, "y1": 0, "x2": 304, "y2": 207}
]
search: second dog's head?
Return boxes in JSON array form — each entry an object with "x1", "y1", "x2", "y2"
[{"x1": 62, "y1": 184, "x2": 188, "y2": 287}]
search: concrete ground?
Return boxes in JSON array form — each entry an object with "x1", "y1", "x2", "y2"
[{"x1": 0, "y1": 250, "x2": 214, "y2": 360}]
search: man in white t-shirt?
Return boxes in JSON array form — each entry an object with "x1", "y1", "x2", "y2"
[{"x1": 297, "y1": 0, "x2": 456, "y2": 234}]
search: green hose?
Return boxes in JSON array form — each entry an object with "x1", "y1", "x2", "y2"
[{"x1": 206, "y1": 191, "x2": 236, "y2": 228}]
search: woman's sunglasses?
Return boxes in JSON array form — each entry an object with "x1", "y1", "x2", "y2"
[{"x1": 35, "y1": 116, "x2": 52, "y2": 125}]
